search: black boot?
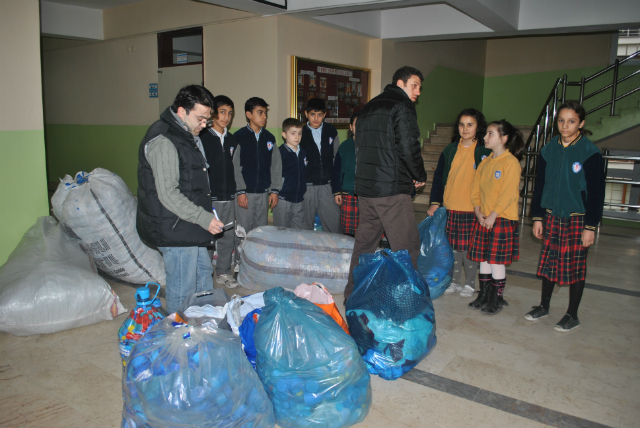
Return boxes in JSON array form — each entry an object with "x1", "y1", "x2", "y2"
[
  {"x1": 469, "y1": 274, "x2": 492, "y2": 309},
  {"x1": 482, "y1": 278, "x2": 508, "y2": 315}
]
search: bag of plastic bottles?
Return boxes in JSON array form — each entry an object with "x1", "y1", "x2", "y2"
[
  {"x1": 254, "y1": 288, "x2": 371, "y2": 428},
  {"x1": 118, "y1": 283, "x2": 165, "y2": 366},
  {"x1": 417, "y1": 207, "x2": 454, "y2": 300},
  {"x1": 237, "y1": 226, "x2": 354, "y2": 295},
  {"x1": 239, "y1": 308, "x2": 262, "y2": 368},
  {"x1": 346, "y1": 249, "x2": 437, "y2": 380},
  {"x1": 121, "y1": 316, "x2": 275, "y2": 428}
]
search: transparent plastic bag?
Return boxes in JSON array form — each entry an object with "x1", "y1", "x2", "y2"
[
  {"x1": 254, "y1": 288, "x2": 371, "y2": 428},
  {"x1": 417, "y1": 207, "x2": 454, "y2": 300},
  {"x1": 346, "y1": 249, "x2": 437, "y2": 380},
  {"x1": 121, "y1": 317, "x2": 275, "y2": 428}
]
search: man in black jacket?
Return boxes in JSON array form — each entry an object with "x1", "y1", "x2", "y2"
[
  {"x1": 137, "y1": 85, "x2": 224, "y2": 313},
  {"x1": 344, "y1": 66, "x2": 427, "y2": 303}
]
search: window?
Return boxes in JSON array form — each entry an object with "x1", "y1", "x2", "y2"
[
  {"x1": 157, "y1": 27, "x2": 203, "y2": 68},
  {"x1": 617, "y1": 29, "x2": 640, "y2": 60}
]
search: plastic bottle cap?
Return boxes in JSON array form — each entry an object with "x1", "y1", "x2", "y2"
[{"x1": 136, "y1": 287, "x2": 151, "y2": 304}]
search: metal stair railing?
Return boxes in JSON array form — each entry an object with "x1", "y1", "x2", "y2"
[{"x1": 520, "y1": 50, "x2": 640, "y2": 218}]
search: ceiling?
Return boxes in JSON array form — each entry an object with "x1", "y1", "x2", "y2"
[{"x1": 41, "y1": 0, "x2": 640, "y2": 42}]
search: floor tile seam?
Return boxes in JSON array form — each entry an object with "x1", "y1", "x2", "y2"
[
  {"x1": 403, "y1": 369, "x2": 616, "y2": 428},
  {"x1": 505, "y1": 269, "x2": 640, "y2": 298}
]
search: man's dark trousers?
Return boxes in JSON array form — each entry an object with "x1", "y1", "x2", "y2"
[{"x1": 343, "y1": 194, "x2": 420, "y2": 302}]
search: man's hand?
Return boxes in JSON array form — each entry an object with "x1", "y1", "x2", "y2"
[
  {"x1": 269, "y1": 193, "x2": 279, "y2": 209},
  {"x1": 208, "y1": 218, "x2": 224, "y2": 235},
  {"x1": 427, "y1": 204, "x2": 439, "y2": 217},
  {"x1": 533, "y1": 221, "x2": 544, "y2": 239},
  {"x1": 414, "y1": 180, "x2": 426, "y2": 189},
  {"x1": 582, "y1": 229, "x2": 595, "y2": 248},
  {"x1": 237, "y1": 194, "x2": 248, "y2": 209},
  {"x1": 335, "y1": 195, "x2": 343, "y2": 206}
]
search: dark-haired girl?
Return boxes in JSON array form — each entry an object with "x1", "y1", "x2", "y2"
[
  {"x1": 525, "y1": 102, "x2": 604, "y2": 332},
  {"x1": 334, "y1": 112, "x2": 359, "y2": 236},
  {"x1": 467, "y1": 120, "x2": 524, "y2": 314},
  {"x1": 428, "y1": 108, "x2": 492, "y2": 298}
]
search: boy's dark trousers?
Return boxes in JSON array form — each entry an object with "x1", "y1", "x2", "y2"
[
  {"x1": 344, "y1": 194, "x2": 420, "y2": 302},
  {"x1": 302, "y1": 184, "x2": 341, "y2": 233},
  {"x1": 212, "y1": 200, "x2": 235, "y2": 276},
  {"x1": 273, "y1": 200, "x2": 305, "y2": 229}
]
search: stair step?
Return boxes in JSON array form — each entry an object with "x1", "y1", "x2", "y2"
[
  {"x1": 429, "y1": 134, "x2": 453, "y2": 145},
  {"x1": 435, "y1": 126, "x2": 454, "y2": 136},
  {"x1": 421, "y1": 152, "x2": 441, "y2": 162}
]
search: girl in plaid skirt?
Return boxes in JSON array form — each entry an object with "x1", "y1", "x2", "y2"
[
  {"x1": 525, "y1": 102, "x2": 605, "y2": 332},
  {"x1": 334, "y1": 113, "x2": 359, "y2": 236},
  {"x1": 427, "y1": 108, "x2": 491, "y2": 298},
  {"x1": 468, "y1": 120, "x2": 524, "y2": 315}
]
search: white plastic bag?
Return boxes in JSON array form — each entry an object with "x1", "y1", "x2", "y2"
[
  {"x1": 237, "y1": 226, "x2": 354, "y2": 294},
  {"x1": 51, "y1": 168, "x2": 165, "y2": 284},
  {"x1": 0, "y1": 217, "x2": 126, "y2": 336}
]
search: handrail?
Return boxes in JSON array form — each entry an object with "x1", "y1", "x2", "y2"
[{"x1": 519, "y1": 50, "x2": 640, "y2": 218}]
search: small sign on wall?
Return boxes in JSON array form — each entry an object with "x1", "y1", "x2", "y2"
[
  {"x1": 176, "y1": 53, "x2": 187, "y2": 64},
  {"x1": 149, "y1": 83, "x2": 158, "y2": 98}
]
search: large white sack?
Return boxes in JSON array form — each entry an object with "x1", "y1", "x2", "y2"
[
  {"x1": 237, "y1": 226, "x2": 354, "y2": 294},
  {"x1": 51, "y1": 168, "x2": 165, "y2": 284},
  {"x1": 0, "y1": 217, "x2": 126, "y2": 336}
]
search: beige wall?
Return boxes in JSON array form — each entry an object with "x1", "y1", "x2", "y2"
[
  {"x1": 203, "y1": 16, "x2": 278, "y2": 128},
  {"x1": 42, "y1": 34, "x2": 159, "y2": 126},
  {"x1": 276, "y1": 15, "x2": 372, "y2": 125},
  {"x1": 393, "y1": 39, "x2": 487, "y2": 79},
  {"x1": 0, "y1": 0, "x2": 44, "y2": 131},
  {"x1": 485, "y1": 33, "x2": 613, "y2": 77},
  {"x1": 103, "y1": 0, "x2": 255, "y2": 40}
]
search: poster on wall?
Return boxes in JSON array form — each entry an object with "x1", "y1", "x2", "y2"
[{"x1": 291, "y1": 56, "x2": 371, "y2": 128}]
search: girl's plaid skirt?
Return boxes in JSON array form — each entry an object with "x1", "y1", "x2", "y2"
[
  {"x1": 445, "y1": 210, "x2": 475, "y2": 251},
  {"x1": 468, "y1": 217, "x2": 520, "y2": 264},
  {"x1": 537, "y1": 213, "x2": 588, "y2": 284},
  {"x1": 340, "y1": 194, "x2": 359, "y2": 235}
]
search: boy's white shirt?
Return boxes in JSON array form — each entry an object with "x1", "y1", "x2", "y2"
[
  {"x1": 285, "y1": 143, "x2": 300, "y2": 156},
  {"x1": 210, "y1": 126, "x2": 227, "y2": 149}
]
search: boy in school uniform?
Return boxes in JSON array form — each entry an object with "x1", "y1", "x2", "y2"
[
  {"x1": 200, "y1": 95, "x2": 239, "y2": 289},
  {"x1": 299, "y1": 98, "x2": 341, "y2": 233},
  {"x1": 273, "y1": 118, "x2": 307, "y2": 229},
  {"x1": 233, "y1": 97, "x2": 282, "y2": 238}
]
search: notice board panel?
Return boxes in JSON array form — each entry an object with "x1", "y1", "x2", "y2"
[{"x1": 291, "y1": 56, "x2": 371, "y2": 128}]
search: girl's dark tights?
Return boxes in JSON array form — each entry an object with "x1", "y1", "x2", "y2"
[{"x1": 540, "y1": 278, "x2": 586, "y2": 318}]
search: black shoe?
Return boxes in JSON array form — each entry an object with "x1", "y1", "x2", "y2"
[
  {"x1": 554, "y1": 314, "x2": 580, "y2": 332},
  {"x1": 524, "y1": 305, "x2": 549, "y2": 321},
  {"x1": 469, "y1": 274, "x2": 491, "y2": 310},
  {"x1": 481, "y1": 284, "x2": 508, "y2": 315}
]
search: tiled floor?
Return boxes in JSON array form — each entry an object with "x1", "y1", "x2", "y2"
[{"x1": 1, "y1": 208, "x2": 639, "y2": 427}]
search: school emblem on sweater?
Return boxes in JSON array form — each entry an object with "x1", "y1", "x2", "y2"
[
  {"x1": 229, "y1": 147, "x2": 234, "y2": 156},
  {"x1": 481, "y1": 155, "x2": 487, "y2": 161},
  {"x1": 572, "y1": 162, "x2": 582, "y2": 173},
  {"x1": 495, "y1": 171, "x2": 501, "y2": 179},
  {"x1": 329, "y1": 138, "x2": 333, "y2": 145},
  {"x1": 267, "y1": 141, "x2": 274, "y2": 151},
  {"x1": 304, "y1": 157, "x2": 308, "y2": 166}
]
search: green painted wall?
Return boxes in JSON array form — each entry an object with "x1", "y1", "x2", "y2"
[
  {"x1": 415, "y1": 66, "x2": 485, "y2": 139},
  {"x1": 483, "y1": 65, "x2": 640, "y2": 126},
  {"x1": 0, "y1": 130, "x2": 50, "y2": 266}
]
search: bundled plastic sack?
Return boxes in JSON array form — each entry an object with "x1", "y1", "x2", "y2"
[
  {"x1": 237, "y1": 226, "x2": 354, "y2": 294},
  {"x1": 0, "y1": 217, "x2": 125, "y2": 336},
  {"x1": 417, "y1": 207, "x2": 454, "y2": 300},
  {"x1": 255, "y1": 288, "x2": 371, "y2": 428},
  {"x1": 346, "y1": 249, "x2": 436, "y2": 380},
  {"x1": 52, "y1": 168, "x2": 165, "y2": 284},
  {"x1": 122, "y1": 316, "x2": 275, "y2": 428},
  {"x1": 294, "y1": 283, "x2": 349, "y2": 334}
]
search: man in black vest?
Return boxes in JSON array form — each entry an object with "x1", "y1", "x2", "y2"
[
  {"x1": 344, "y1": 66, "x2": 427, "y2": 305},
  {"x1": 299, "y1": 98, "x2": 341, "y2": 233},
  {"x1": 137, "y1": 85, "x2": 224, "y2": 313}
]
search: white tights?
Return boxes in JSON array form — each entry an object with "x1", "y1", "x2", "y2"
[{"x1": 479, "y1": 262, "x2": 505, "y2": 280}]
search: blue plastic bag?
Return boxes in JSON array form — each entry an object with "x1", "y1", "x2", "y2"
[
  {"x1": 254, "y1": 288, "x2": 371, "y2": 428},
  {"x1": 239, "y1": 308, "x2": 262, "y2": 368},
  {"x1": 121, "y1": 317, "x2": 275, "y2": 428},
  {"x1": 417, "y1": 207, "x2": 454, "y2": 300},
  {"x1": 346, "y1": 249, "x2": 437, "y2": 380}
]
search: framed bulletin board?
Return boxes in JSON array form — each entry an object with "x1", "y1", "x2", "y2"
[{"x1": 291, "y1": 56, "x2": 371, "y2": 128}]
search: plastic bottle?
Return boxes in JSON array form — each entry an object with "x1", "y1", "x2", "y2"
[
  {"x1": 152, "y1": 298, "x2": 169, "y2": 317},
  {"x1": 118, "y1": 282, "x2": 165, "y2": 366}
]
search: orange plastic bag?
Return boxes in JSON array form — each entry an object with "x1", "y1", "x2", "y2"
[{"x1": 293, "y1": 282, "x2": 350, "y2": 335}]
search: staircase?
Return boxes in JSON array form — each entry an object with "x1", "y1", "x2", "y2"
[
  {"x1": 589, "y1": 101, "x2": 640, "y2": 142},
  {"x1": 414, "y1": 125, "x2": 533, "y2": 207}
]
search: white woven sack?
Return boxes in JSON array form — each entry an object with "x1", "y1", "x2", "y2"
[
  {"x1": 0, "y1": 217, "x2": 126, "y2": 336},
  {"x1": 51, "y1": 168, "x2": 165, "y2": 284}
]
